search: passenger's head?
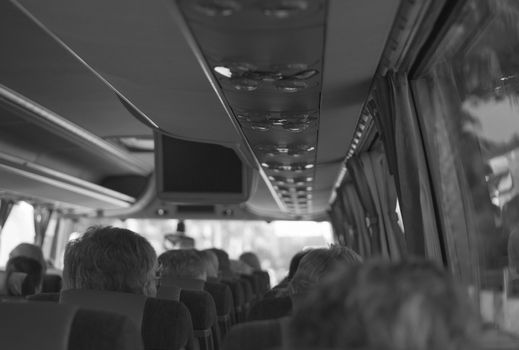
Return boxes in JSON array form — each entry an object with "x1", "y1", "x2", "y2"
[
  {"x1": 63, "y1": 226, "x2": 157, "y2": 296},
  {"x1": 230, "y1": 259, "x2": 253, "y2": 275},
  {"x1": 6, "y1": 243, "x2": 46, "y2": 295},
  {"x1": 288, "y1": 250, "x2": 309, "y2": 281},
  {"x1": 197, "y1": 250, "x2": 219, "y2": 278},
  {"x1": 288, "y1": 246, "x2": 362, "y2": 295},
  {"x1": 158, "y1": 249, "x2": 207, "y2": 281},
  {"x1": 208, "y1": 248, "x2": 232, "y2": 278},
  {"x1": 289, "y1": 259, "x2": 480, "y2": 350},
  {"x1": 239, "y1": 252, "x2": 261, "y2": 271}
]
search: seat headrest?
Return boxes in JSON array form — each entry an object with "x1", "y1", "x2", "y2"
[
  {"x1": 27, "y1": 292, "x2": 60, "y2": 303},
  {"x1": 0, "y1": 270, "x2": 28, "y2": 296},
  {"x1": 223, "y1": 319, "x2": 283, "y2": 350},
  {"x1": 60, "y1": 289, "x2": 147, "y2": 330},
  {"x1": 42, "y1": 274, "x2": 63, "y2": 293},
  {"x1": 160, "y1": 277, "x2": 205, "y2": 291},
  {"x1": 142, "y1": 297, "x2": 194, "y2": 350},
  {"x1": 70, "y1": 309, "x2": 143, "y2": 350},
  {"x1": 0, "y1": 302, "x2": 78, "y2": 350},
  {"x1": 204, "y1": 281, "x2": 233, "y2": 314},
  {"x1": 180, "y1": 289, "x2": 217, "y2": 330}
]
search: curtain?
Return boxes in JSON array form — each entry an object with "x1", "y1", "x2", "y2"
[
  {"x1": 336, "y1": 184, "x2": 356, "y2": 248},
  {"x1": 342, "y1": 182, "x2": 371, "y2": 257},
  {"x1": 0, "y1": 199, "x2": 14, "y2": 234},
  {"x1": 369, "y1": 71, "x2": 443, "y2": 262},
  {"x1": 347, "y1": 157, "x2": 381, "y2": 255},
  {"x1": 33, "y1": 206, "x2": 53, "y2": 247},
  {"x1": 358, "y1": 149, "x2": 406, "y2": 260}
]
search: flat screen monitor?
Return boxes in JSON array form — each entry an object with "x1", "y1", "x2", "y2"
[{"x1": 155, "y1": 132, "x2": 250, "y2": 203}]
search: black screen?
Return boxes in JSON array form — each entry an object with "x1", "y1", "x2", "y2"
[{"x1": 158, "y1": 134, "x2": 243, "y2": 193}]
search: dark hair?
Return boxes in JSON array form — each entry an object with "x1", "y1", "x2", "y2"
[
  {"x1": 208, "y1": 248, "x2": 232, "y2": 276},
  {"x1": 63, "y1": 226, "x2": 157, "y2": 295},
  {"x1": 288, "y1": 246, "x2": 362, "y2": 295},
  {"x1": 288, "y1": 250, "x2": 309, "y2": 280},
  {"x1": 239, "y1": 252, "x2": 261, "y2": 271},
  {"x1": 289, "y1": 260, "x2": 480, "y2": 350},
  {"x1": 158, "y1": 249, "x2": 206, "y2": 280},
  {"x1": 197, "y1": 250, "x2": 219, "y2": 278},
  {"x1": 6, "y1": 256, "x2": 44, "y2": 296}
]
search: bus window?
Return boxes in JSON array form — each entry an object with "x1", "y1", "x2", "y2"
[
  {"x1": 70, "y1": 218, "x2": 332, "y2": 285},
  {"x1": 412, "y1": 0, "x2": 519, "y2": 329},
  {"x1": 0, "y1": 201, "x2": 36, "y2": 267}
]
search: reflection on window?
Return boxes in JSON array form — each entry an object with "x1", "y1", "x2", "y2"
[
  {"x1": 0, "y1": 202, "x2": 35, "y2": 267},
  {"x1": 414, "y1": 0, "x2": 519, "y2": 332}
]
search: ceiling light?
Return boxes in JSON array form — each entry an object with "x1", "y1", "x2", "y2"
[
  {"x1": 194, "y1": 1, "x2": 242, "y2": 16},
  {"x1": 214, "y1": 66, "x2": 233, "y2": 78},
  {"x1": 262, "y1": 0, "x2": 310, "y2": 18}
]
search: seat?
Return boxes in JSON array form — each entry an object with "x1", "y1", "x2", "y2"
[
  {"x1": 0, "y1": 270, "x2": 29, "y2": 299},
  {"x1": 0, "y1": 301, "x2": 143, "y2": 350},
  {"x1": 222, "y1": 317, "x2": 289, "y2": 350},
  {"x1": 27, "y1": 291, "x2": 60, "y2": 302},
  {"x1": 60, "y1": 289, "x2": 195, "y2": 350},
  {"x1": 253, "y1": 271, "x2": 271, "y2": 295},
  {"x1": 221, "y1": 279, "x2": 245, "y2": 323},
  {"x1": 238, "y1": 277, "x2": 254, "y2": 320},
  {"x1": 42, "y1": 274, "x2": 63, "y2": 293},
  {"x1": 205, "y1": 281, "x2": 234, "y2": 338},
  {"x1": 180, "y1": 289, "x2": 219, "y2": 350},
  {"x1": 248, "y1": 296, "x2": 292, "y2": 322}
]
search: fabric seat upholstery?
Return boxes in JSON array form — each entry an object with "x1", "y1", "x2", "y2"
[
  {"x1": 248, "y1": 296, "x2": 292, "y2": 322},
  {"x1": 179, "y1": 289, "x2": 219, "y2": 350},
  {"x1": 0, "y1": 302, "x2": 143, "y2": 350},
  {"x1": 221, "y1": 279, "x2": 245, "y2": 323},
  {"x1": 222, "y1": 318, "x2": 289, "y2": 350},
  {"x1": 205, "y1": 281, "x2": 234, "y2": 338},
  {"x1": 60, "y1": 289, "x2": 195, "y2": 350},
  {"x1": 42, "y1": 274, "x2": 63, "y2": 293}
]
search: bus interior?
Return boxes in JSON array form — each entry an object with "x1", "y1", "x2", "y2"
[{"x1": 2, "y1": 0, "x2": 519, "y2": 348}]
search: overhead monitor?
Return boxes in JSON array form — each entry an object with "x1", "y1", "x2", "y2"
[{"x1": 155, "y1": 132, "x2": 251, "y2": 203}]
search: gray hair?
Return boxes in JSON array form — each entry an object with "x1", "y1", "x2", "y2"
[
  {"x1": 288, "y1": 246, "x2": 362, "y2": 295},
  {"x1": 289, "y1": 259, "x2": 480, "y2": 350},
  {"x1": 63, "y1": 226, "x2": 157, "y2": 295},
  {"x1": 198, "y1": 250, "x2": 219, "y2": 278},
  {"x1": 158, "y1": 249, "x2": 206, "y2": 280}
]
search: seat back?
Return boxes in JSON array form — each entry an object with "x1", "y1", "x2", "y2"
[
  {"x1": 42, "y1": 274, "x2": 63, "y2": 293},
  {"x1": 180, "y1": 289, "x2": 219, "y2": 350},
  {"x1": 248, "y1": 296, "x2": 292, "y2": 322},
  {"x1": 221, "y1": 279, "x2": 245, "y2": 323},
  {"x1": 205, "y1": 281, "x2": 234, "y2": 338},
  {"x1": 0, "y1": 302, "x2": 143, "y2": 350},
  {"x1": 222, "y1": 318, "x2": 285, "y2": 350},
  {"x1": 253, "y1": 271, "x2": 271, "y2": 295},
  {"x1": 0, "y1": 270, "x2": 28, "y2": 298},
  {"x1": 61, "y1": 289, "x2": 194, "y2": 350},
  {"x1": 238, "y1": 278, "x2": 254, "y2": 320},
  {"x1": 27, "y1": 291, "x2": 60, "y2": 303}
]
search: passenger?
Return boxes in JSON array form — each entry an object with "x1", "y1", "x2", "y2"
[
  {"x1": 197, "y1": 249, "x2": 219, "y2": 281},
  {"x1": 265, "y1": 250, "x2": 310, "y2": 298},
  {"x1": 239, "y1": 252, "x2": 262, "y2": 271},
  {"x1": 289, "y1": 259, "x2": 480, "y2": 350},
  {"x1": 5, "y1": 243, "x2": 46, "y2": 295},
  {"x1": 230, "y1": 259, "x2": 254, "y2": 275},
  {"x1": 288, "y1": 246, "x2": 362, "y2": 302},
  {"x1": 62, "y1": 226, "x2": 157, "y2": 296},
  {"x1": 248, "y1": 246, "x2": 361, "y2": 321},
  {"x1": 157, "y1": 249, "x2": 207, "y2": 292},
  {"x1": 209, "y1": 248, "x2": 234, "y2": 279}
]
